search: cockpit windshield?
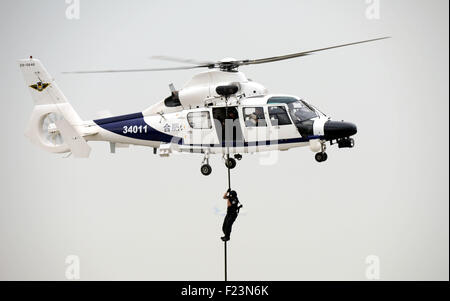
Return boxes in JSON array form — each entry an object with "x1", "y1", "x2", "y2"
[
  {"x1": 288, "y1": 101, "x2": 318, "y2": 122},
  {"x1": 267, "y1": 96, "x2": 318, "y2": 122}
]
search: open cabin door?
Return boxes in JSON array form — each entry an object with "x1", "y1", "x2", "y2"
[{"x1": 212, "y1": 106, "x2": 244, "y2": 148}]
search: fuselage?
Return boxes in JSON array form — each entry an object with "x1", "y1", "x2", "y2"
[{"x1": 84, "y1": 94, "x2": 356, "y2": 155}]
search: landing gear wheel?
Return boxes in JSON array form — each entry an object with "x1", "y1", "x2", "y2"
[
  {"x1": 315, "y1": 152, "x2": 328, "y2": 163},
  {"x1": 349, "y1": 138, "x2": 355, "y2": 148},
  {"x1": 200, "y1": 164, "x2": 212, "y2": 176},
  {"x1": 225, "y1": 158, "x2": 237, "y2": 169},
  {"x1": 234, "y1": 154, "x2": 242, "y2": 161}
]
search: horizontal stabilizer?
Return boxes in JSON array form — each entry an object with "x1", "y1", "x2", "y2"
[{"x1": 55, "y1": 118, "x2": 91, "y2": 158}]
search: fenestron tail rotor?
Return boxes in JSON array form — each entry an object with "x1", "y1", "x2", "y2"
[
  {"x1": 41, "y1": 112, "x2": 64, "y2": 147},
  {"x1": 64, "y1": 37, "x2": 390, "y2": 74}
]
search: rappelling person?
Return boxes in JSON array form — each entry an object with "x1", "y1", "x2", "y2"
[{"x1": 221, "y1": 189, "x2": 242, "y2": 242}]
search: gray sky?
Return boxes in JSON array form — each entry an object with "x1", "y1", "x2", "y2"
[{"x1": 0, "y1": 0, "x2": 448, "y2": 280}]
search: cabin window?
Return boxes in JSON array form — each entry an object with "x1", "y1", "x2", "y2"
[
  {"x1": 243, "y1": 107, "x2": 267, "y2": 127},
  {"x1": 187, "y1": 111, "x2": 212, "y2": 129},
  {"x1": 268, "y1": 106, "x2": 292, "y2": 126}
]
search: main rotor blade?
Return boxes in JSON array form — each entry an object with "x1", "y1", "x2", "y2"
[
  {"x1": 240, "y1": 37, "x2": 391, "y2": 66},
  {"x1": 63, "y1": 37, "x2": 390, "y2": 74},
  {"x1": 151, "y1": 55, "x2": 216, "y2": 66},
  {"x1": 63, "y1": 64, "x2": 210, "y2": 74}
]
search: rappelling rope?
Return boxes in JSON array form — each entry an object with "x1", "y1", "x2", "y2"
[
  {"x1": 224, "y1": 100, "x2": 230, "y2": 282},
  {"x1": 224, "y1": 240, "x2": 228, "y2": 282},
  {"x1": 225, "y1": 100, "x2": 231, "y2": 190}
]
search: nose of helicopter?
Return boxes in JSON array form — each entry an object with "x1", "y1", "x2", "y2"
[{"x1": 323, "y1": 120, "x2": 357, "y2": 140}]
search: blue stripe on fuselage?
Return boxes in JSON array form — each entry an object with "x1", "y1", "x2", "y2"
[
  {"x1": 94, "y1": 112, "x2": 179, "y2": 143},
  {"x1": 94, "y1": 112, "x2": 144, "y2": 125}
]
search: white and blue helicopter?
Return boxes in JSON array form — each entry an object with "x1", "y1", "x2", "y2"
[{"x1": 19, "y1": 37, "x2": 388, "y2": 175}]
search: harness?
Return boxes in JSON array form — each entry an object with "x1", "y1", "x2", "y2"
[{"x1": 229, "y1": 197, "x2": 243, "y2": 214}]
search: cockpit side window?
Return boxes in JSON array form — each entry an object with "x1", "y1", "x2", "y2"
[
  {"x1": 268, "y1": 106, "x2": 292, "y2": 126},
  {"x1": 243, "y1": 107, "x2": 267, "y2": 127},
  {"x1": 267, "y1": 96, "x2": 319, "y2": 122},
  {"x1": 187, "y1": 111, "x2": 212, "y2": 129}
]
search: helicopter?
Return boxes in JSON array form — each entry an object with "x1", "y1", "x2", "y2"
[{"x1": 18, "y1": 37, "x2": 389, "y2": 175}]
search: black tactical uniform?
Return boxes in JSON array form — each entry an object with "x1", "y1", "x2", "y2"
[{"x1": 221, "y1": 190, "x2": 241, "y2": 242}]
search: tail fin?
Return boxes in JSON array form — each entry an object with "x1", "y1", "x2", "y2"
[{"x1": 18, "y1": 57, "x2": 90, "y2": 157}]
